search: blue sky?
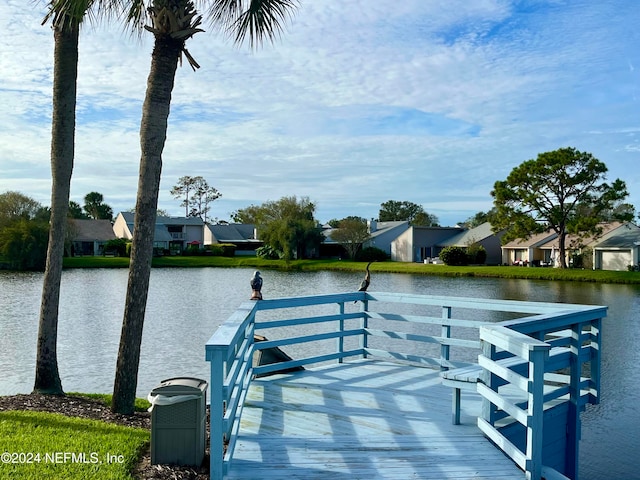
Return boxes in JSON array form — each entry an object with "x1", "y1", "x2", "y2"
[{"x1": 1, "y1": 0, "x2": 639, "y2": 226}]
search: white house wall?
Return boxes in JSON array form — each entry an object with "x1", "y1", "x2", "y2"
[
  {"x1": 112, "y1": 213, "x2": 133, "y2": 239},
  {"x1": 391, "y1": 228, "x2": 414, "y2": 262}
]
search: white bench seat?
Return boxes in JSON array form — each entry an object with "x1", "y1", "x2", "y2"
[{"x1": 441, "y1": 365, "x2": 482, "y2": 425}]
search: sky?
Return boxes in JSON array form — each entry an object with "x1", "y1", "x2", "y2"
[{"x1": 1, "y1": 1, "x2": 639, "y2": 227}]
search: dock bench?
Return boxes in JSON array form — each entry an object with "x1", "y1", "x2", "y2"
[
  {"x1": 441, "y1": 364, "x2": 483, "y2": 425},
  {"x1": 441, "y1": 347, "x2": 574, "y2": 425}
]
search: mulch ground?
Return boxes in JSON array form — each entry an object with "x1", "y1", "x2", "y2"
[{"x1": 0, "y1": 394, "x2": 210, "y2": 480}]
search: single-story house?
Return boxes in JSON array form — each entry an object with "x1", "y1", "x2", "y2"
[
  {"x1": 70, "y1": 219, "x2": 117, "y2": 256},
  {"x1": 391, "y1": 225, "x2": 464, "y2": 263},
  {"x1": 364, "y1": 220, "x2": 410, "y2": 257},
  {"x1": 538, "y1": 222, "x2": 630, "y2": 268},
  {"x1": 501, "y1": 222, "x2": 640, "y2": 270},
  {"x1": 592, "y1": 223, "x2": 640, "y2": 270},
  {"x1": 438, "y1": 222, "x2": 505, "y2": 265},
  {"x1": 501, "y1": 231, "x2": 558, "y2": 266},
  {"x1": 205, "y1": 223, "x2": 262, "y2": 255},
  {"x1": 113, "y1": 212, "x2": 204, "y2": 254}
]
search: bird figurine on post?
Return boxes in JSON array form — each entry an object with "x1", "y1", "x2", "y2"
[
  {"x1": 355, "y1": 261, "x2": 374, "y2": 303},
  {"x1": 250, "y1": 271, "x2": 263, "y2": 300}
]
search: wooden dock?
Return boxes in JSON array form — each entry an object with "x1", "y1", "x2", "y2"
[
  {"x1": 224, "y1": 360, "x2": 524, "y2": 479},
  {"x1": 207, "y1": 292, "x2": 605, "y2": 480}
]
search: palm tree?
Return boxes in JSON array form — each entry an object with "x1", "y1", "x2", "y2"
[
  {"x1": 111, "y1": 0, "x2": 298, "y2": 414},
  {"x1": 34, "y1": 0, "x2": 117, "y2": 394}
]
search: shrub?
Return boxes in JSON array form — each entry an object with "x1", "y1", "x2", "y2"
[
  {"x1": 355, "y1": 246, "x2": 388, "y2": 262},
  {"x1": 439, "y1": 246, "x2": 468, "y2": 266},
  {"x1": 206, "y1": 243, "x2": 237, "y2": 257},
  {"x1": 103, "y1": 238, "x2": 129, "y2": 257},
  {"x1": 218, "y1": 243, "x2": 236, "y2": 257},
  {"x1": 0, "y1": 219, "x2": 48, "y2": 270},
  {"x1": 466, "y1": 244, "x2": 487, "y2": 264}
]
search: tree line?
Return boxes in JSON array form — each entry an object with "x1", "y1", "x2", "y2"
[{"x1": 0, "y1": 191, "x2": 114, "y2": 270}]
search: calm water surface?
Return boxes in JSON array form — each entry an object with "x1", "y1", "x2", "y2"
[{"x1": 1, "y1": 268, "x2": 638, "y2": 480}]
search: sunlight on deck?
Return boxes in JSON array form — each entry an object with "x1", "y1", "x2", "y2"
[{"x1": 225, "y1": 360, "x2": 524, "y2": 479}]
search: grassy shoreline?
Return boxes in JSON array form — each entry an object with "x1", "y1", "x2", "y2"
[{"x1": 62, "y1": 256, "x2": 640, "y2": 285}]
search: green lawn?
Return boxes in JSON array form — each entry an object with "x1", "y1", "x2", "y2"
[
  {"x1": 0, "y1": 410, "x2": 149, "y2": 480},
  {"x1": 62, "y1": 256, "x2": 640, "y2": 284}
]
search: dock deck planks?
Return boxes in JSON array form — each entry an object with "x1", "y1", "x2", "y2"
[{"x1": 224, "y1": 359, "x2": 525, "y2": 479}]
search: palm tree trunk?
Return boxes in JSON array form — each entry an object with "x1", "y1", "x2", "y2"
[
  {"x1": 33, "y1": 21, "x2": 79, "y2": 395},
  {"x1": 112, "y1": 35, "x2": 182, "y2": 414}
]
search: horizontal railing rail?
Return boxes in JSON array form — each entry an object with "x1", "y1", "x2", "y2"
[{"x1": 205, "y1": 291, "x2": 606, "y2": 480}]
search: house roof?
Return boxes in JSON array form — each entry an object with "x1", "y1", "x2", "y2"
[
  {"x1": 208, "y1": 224, "x2": 256, "y2": 242},
  {"x1": 502, "y1": 230, "x2": 558, "y2": 249},
  {"x1": 593, "y1": 223, "x2": 640, "y2": 248},
  {"x1": 157, "y1": 215, "x2": 204, "y2": 226},
  {"x1": 118, "y1": 211, "x2": 204, "y2": 226},
  {"x1": 369, "y1": 221, "x2": 408, "y2": 239},
  {"x1": 70, "y1": 219, "x2": 116, "y2": 242},
  {"x1": 321, "y1": 221, "x2": 407, "y2": 244},
  {"x1": 439, "y1": 222, "x2": 497, "y2": 246},
  {"x1": 539, "y1": 222, "x2": 624, "y2": 250}
]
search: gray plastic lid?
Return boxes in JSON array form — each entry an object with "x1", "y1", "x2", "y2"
[{"x1": 150, "y1": 377, "x2": 208, "y2": 397}]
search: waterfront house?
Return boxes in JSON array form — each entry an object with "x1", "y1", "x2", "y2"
[
  {"x1": 500, "y1": 230, "x2": 558, "y2": 266},
  {"x1": 592, "y1": 222, "x2": 640, "y2": 270},
  {"x1": 204, "y1": 223, "x2": 262, "y2": 255},
  {"x1": 538, "y1": 222, "x2": 632, "y2": 269},
  {"x1": 437, "y1": 222, "x2": 505, "y2": 265},
  {"x1": 113, "y1": 212, "x2": 204, "y2": 254},
  {"x1": 391, "y1": 224, "x2": 463, "y2": 262},
  {"x1": 364, "y1": 219, "x2": 410, "y2": 257},
  {"x1": 70, "y1": 219, "x2": 117, "y2": 256}
]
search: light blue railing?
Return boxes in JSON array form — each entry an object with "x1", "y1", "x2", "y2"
[{"x1": 205, "y1": 291, "x2": 606, "y2": 480}]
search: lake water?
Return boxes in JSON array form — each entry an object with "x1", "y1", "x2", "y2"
[{"x1": 1, "y1": 268, "x2": 638, "y2": 480}]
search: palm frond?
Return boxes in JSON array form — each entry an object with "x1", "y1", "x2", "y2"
[{"x1": 208, "y1": 0, "x2": 298, "y2": 48}]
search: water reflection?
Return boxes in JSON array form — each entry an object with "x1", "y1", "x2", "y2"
[{"x1": 0, "y1": 268, "x2": 638, "y2": 480}]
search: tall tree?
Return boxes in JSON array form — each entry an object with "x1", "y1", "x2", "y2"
[
  {"x1": 35, "y1": 0, "x2": 120, "y2": 395},
  {"x1": 34, "y1": 1, "x2": 83, "y2": 395},
  {"x1": 83, "y1": 191, "x2": 114, "y2": 220},
  {"x1": 379, "y1": 200, "x2": 438, "y2": 226},
  {"x1": 256, "y1": 196, "x2": 322, "y2": 260},
  {"x1": 491, "y1": 147, "x2": 631, "y2": 268},
  {"x1": 68, "y1": 200, "x2": 87, "y2": 219},
  {"x1": 170, "y1": 175, "x2": 198, "y2": 216},
  {"x1": 230, "y1": 203, "x2": 263, "y2": 224},
  {"x1": 192, "y1": 177, "x2": 221, "y2": 223},
  {"x1": 330, "y1": 216, "x2": 370, "y2": 259},
  {"x1": 171, "y1": 176, "x2": 221, "y2": 222},
  {"x1": 0, "y1": 191, "x2": 43, "y2": 228},
  {"x1": 461, "y1": 209, "x2": 497, "y2": 229},
  {"x1": 112, "y1": 0, "x2": 298, "y2": 414}
]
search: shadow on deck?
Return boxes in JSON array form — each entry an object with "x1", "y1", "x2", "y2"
[{"x1": 225, "y1": 360, "x2": 524, "y2": 480}]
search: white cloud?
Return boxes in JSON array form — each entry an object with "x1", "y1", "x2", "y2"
[{"x1": 1, "y1": 0, "x2": 639, "y2": 226}]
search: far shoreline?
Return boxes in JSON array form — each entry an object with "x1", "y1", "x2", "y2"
[{"x1": 59, "y1": 256, "x2": 640, "y2": 285}]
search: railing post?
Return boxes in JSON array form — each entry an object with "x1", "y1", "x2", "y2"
[
  {"x1": 480, "y1": 338, "x2": 498, "y2": 424},
  {"x1": 526, "y1": 347, "x2": 548, "y2": 480},
  {"x1": 208, "y1": 347, "x2": 225, "y2": 480},
  {"x1": 337, "y1": 302, "x2": 345, "y2": 363},
  {"x1": 441, "y1": 306, "x2": 452, "y2": 370},
  {"x1": 565, "y1": 321, "x2": 584, "y2": 479},
  {"x1": 360, "y1": 297, "x2": 369, "y2": 359}
]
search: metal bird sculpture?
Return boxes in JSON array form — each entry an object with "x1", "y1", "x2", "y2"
[
  {"x1": 250, "y1": 271, "x2": 263, "y2": 300},
  {"x1": 355, "y1": 261, "x2": 374, "y2": 303}
]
